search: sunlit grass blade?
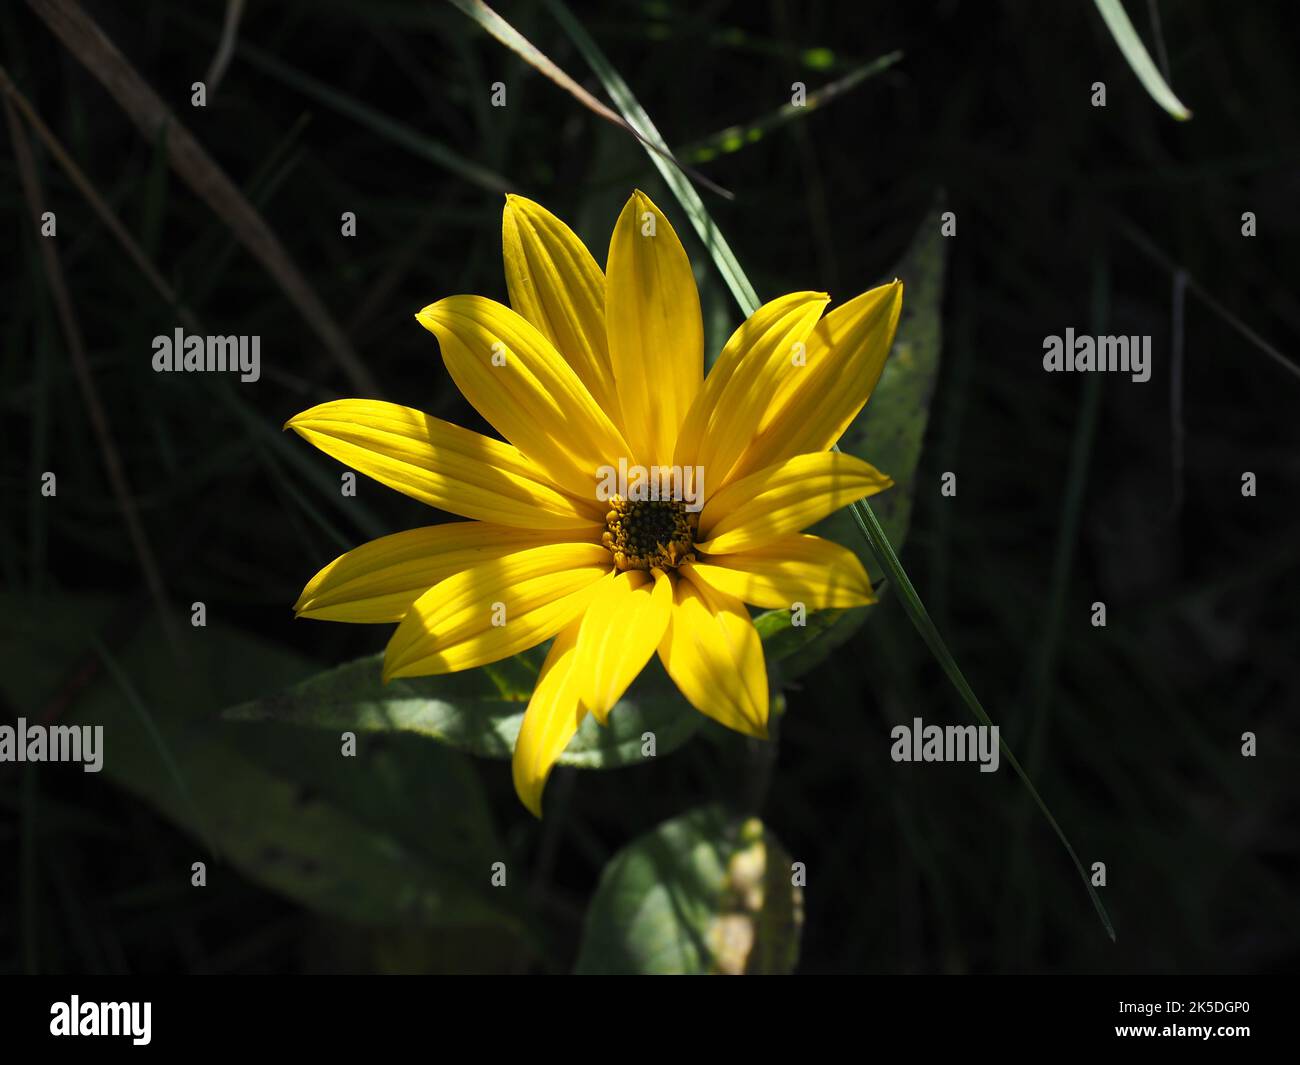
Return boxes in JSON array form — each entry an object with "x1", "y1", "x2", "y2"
[
  {"x1": 540, "y1": 0, "x2": 1115, "y2": 939},
  {"x1": 542, "y1": 0, "x2": 759, "y2": 315},
  {"x1": 1093, "y1": 0, "x2": 1191, "y2": 120},
  {"x1": 448, "y1": 0, "x2": 731, "y2": 199},
  {"x1": 676, "y1": 51, "x2": 903, "y2": 165}
]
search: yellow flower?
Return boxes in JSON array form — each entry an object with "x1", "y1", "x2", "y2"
[{"x1": 286, "y1": 190, "x2": 902, "y2": 815}]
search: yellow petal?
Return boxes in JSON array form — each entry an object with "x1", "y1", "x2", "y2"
[
  {"x1": 574, "y1": 567, "x2": 673, "y2": 723},
  {"x1": 512, "y1": 619, "x2": 586, "y2": 818},
  {"x1": 674, "y1": 291, "x2": 829, "y2": 485},
  {"x1": 605, "y1": 190, "x2": 703, "y2": 464},
  {"x1": 684, "y1": 533, "x2": 875, "y2": 610},
  {"x1": 286, "y1": 399, "x2": 601, "y2": 530},
  {"x1": 383, "y1": 543, "x2": 613, "y2": 680},
  {"x1": 727, "y1": 280, "x2": 903, "y2": 483},
  {"x1": 657, "y1": 570, "x2": 768, "y2": 738},
  {"x1": 416, "y1": 295, "x2": 630, "y2": 500},
  {"x1": 295, "y1": 521, "x2": 583, "y2": 623},
  {"x1": 502, "y1": 194, "x2": 618, "y2": 419},
  {"x1": 695, "y1": 451, "x2": 893, "y2": 555}
]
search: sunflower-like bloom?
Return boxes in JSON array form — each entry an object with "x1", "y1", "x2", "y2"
[{"x1": 287, "y1": 190, "x2": 902, "y2": 815}]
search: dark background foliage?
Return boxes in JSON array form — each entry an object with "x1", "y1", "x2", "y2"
[{"x1": 2, "y1": 0, "x2": 1297, "y2": 974}]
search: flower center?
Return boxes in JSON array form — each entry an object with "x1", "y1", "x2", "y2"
[{"x1": 601, "y1": 496, "x2": 698, "y2": 571}]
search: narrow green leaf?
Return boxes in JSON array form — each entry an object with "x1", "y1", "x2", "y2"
[
  {"x1": 780, "y1": 200, "x2": 947, "y2": 677},
  {"x1": 451, "y1": 0, "x2": 726, "y2": 190},
  {"x1": 225, "y1": 647, "x2": 703, "y2": 769},
  {"x1": 754, "y1": 605, "x2": 863, "y2": 681},
  {"x1": 544, "y1": 0, "x2": 760, "y2": 316},
  {"x1": 91, "y1": 634, "x2": 218, "y2": 858},
  {"x1": 677, "y1": 52, "x2": 903, "y2": 164},
  {"x1": 171, "y1": 10, "x2": 513, "y2": 193},
  {"x1": 841, "y1": 498, "x2": 1116, "y2": 941},
  {"x1": 575, "y1": 806, "x2": 802, "y2": 974},
  {"x1": 1093, "y1": 0, "x2": 1192, "y2": 120},
  {"x1": 139, "y1": 121, "x2": 169, "y2": 258}
]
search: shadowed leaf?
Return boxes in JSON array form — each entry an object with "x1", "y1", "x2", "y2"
[
  {"x1": 575, "y1": 806, "x2": 802, "y2": 974},
  {"x1": 225, "y1": 647, "x2": 703, "y2": 768}
]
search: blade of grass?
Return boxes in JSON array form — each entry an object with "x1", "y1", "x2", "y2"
[
  {"x1": 203, "y1": 0, "x2": 246, "y2": 96},
  {"x1": 540, "y1": 0, "x2": 1114, "y2": 940},
  {"x1": 842, "y1": 492, "x2": 1115, "y2": 941},
  {"x1": 1144, "y1": 0, "x2": 1173, "y2": 81},
  {"x1": 25, "y1": 0, "x2": 379, "y2": 395},
  {"x1": 0, "y1": 70, "x2": 384, "y2": 544},
  {"x1": 91, "y1": 636, "x2": 219, "y2": 859},
  {"x1": 676, "y1": 52, "x2": 903, "y2": 165},
  {"x1": 5, "y1": 89, "x2": 182, "y2": 659},
  {"x1": 1093, "y1": 0, "x2": 1192, "y2": 120},
  {"x1": 179, "y1": 17, "x2": 514, "y2": 196},
  {"x1": 0, "y1": 66, "x2": 200, "y2": 334},
  {"x1": 27, "y1": 264, "x2": 52, "y2": 596},
  {"x1": 1004, "y1": 252, "x2": 1108, "y2": 959},
  {"x1": 543, "y1": 0, "x2": 758, "y2": 315},
  {"x1": 139, "y1": 121, "x2": 169, "y2": 259},
  {"x1": 20, "y1": 763, "x2": 39, "y2": 973},
  {"x1": 1111, "y1": 213, "x2": 1300, "y2": 382},
  {"x1": 449, "y1": 0, "x2": 732, "y2": 200}
]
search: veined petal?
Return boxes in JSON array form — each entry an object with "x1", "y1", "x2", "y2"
[
  {"x1": 684, "y1": 533, "x2": 875, "y2": 610},
  {"x1": 674, "y1": 291, "x2": 829, "y2": 485},
  {"x1": 512, "y1": 619, "x2": 586, "y2": 818},
  {"x1": 727, "y1": 280, "x2": 904, "y2": 483},
  {"x1": 606, "y1": 190, "x2": 703, "y2": 464},
  {"x1": 383, "y1": 543, "x2": 613, "y2": 680},
  {"x1": 695, "y1": 451, "x2": 892, "y2": 555},
  {"x1": 295, "y1": 521, "x2": 585, "y2": 623},
  {"x1": 574, "y1": 567, "x2": 673, "y2": 724},
  {"x1": 657, "y1": 570, "x2": 768, "y2": 738},
  {"x1": 502, "y1": 195, "x2": 619, "y2": 419},
  {"x1": 286, "y1": 400, "x2": 602, "y2": 529},
  {"x1": 416, "y1": 295, "x2": 630, "y2": 500}
]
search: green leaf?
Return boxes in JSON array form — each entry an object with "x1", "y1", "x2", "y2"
[
  {"x1": 754, "y1": 604, "x2": 865, "y2": 681},
  {"x1": 0, "y1": 594, "x2": 519, "y2": 931},
  {"x1": 830, "y1": 205, "x2": 946, "y2": 550},
  {"x1": 575, "y1": 806, "x2": 802, "y2": 974},
  {"x1": 224, "y1": 647, "x2": 702, "y2": 769},
  {"x1": 767, "y1": 201, "x2": 947, "y2": 676},
  {"x1": 1093, "y1": 0, "x2": 1192, "y2": 120}
]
